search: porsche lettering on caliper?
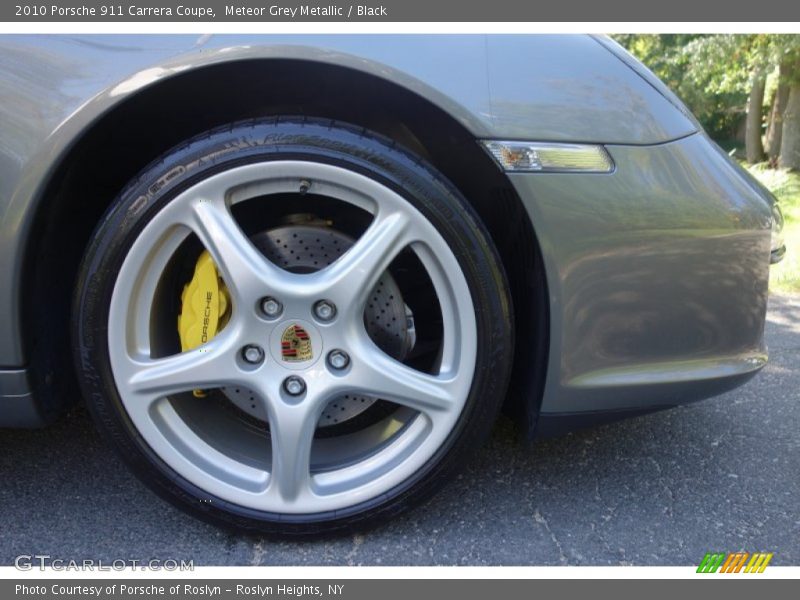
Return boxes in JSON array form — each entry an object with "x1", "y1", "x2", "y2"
[{"x1": 177, "y1": 250, "x2": 230, "y2": 397}]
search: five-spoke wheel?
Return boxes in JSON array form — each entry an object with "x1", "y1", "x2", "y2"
[{"x1": 74, "y1": 119, "x2": 512, "y2": 534}]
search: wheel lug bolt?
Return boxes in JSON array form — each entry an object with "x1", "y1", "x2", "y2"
[
  {"x1": 327, "y1": 350, "x2": 350, "y2": 370},
  {"x1": 283, "y1": 376, "x2": 306, "y2": 397},
  {"x1": 242, "y1": 345, "x2": 265, "y2": 365},
  {"x1": 313, "y1": 300, "x2": 337, "y2": 322},
  {"x1": 260, "y1": 296, "x2": 283, "y2": 318}
]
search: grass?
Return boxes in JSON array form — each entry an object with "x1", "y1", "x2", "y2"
[{"x1": 745, "y1": 163, "x2": 800, "y2": 295}]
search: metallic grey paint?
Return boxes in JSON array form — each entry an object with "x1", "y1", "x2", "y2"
[
  {"x1": 513, "y1": 133, "x2": 772, "y2": 414},
  {"x1": 486, "y1": 35, "x2": 696, "y2": 144},
  {"x1": 0, "y1": 34, "x2": 776, "y2": 429}
]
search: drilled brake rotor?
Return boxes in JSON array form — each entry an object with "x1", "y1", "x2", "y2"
[{"x1": 221, "y1": 223, "x2": 414, "y2": 428}]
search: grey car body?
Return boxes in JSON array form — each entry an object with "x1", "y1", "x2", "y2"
[{"x1": 0, "y1": 34, "x2": 777, "y2": 433}]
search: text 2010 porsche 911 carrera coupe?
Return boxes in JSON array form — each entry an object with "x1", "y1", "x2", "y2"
[{"x1": 0, "y1": 34, "x2": 785, "y2": 534}]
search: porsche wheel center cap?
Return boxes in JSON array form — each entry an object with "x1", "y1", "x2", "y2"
[{"x1": 269, "y1": 319, "x2": 322, "y2": 370}]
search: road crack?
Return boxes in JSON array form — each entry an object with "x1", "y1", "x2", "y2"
[{"x1": 533, "y1": 508, "x2": 568, "y2": 565}]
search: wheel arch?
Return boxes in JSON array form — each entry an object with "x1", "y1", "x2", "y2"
[{"x1": 21, "y1": 57, "x2": 548, "y2": 432}]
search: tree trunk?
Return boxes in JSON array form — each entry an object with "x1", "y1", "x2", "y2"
[
  {"x1": 745, "y1": 74, "x2": 766, "y2": 164},
  {"x1": 765, "y1": 60, "x2": 791, "y2": 160},
  {"x1": 778, "y1": 81, "x2": 800, "y2": 170}
]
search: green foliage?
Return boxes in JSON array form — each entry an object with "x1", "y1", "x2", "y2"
[
  {"x1": 613, "y1": 34, "x2": 746, "y2": 140},
  {"x1": 613, "y1": 34, "x2": 800, "y2": 144},
  {"x1": 771, "y1": 34, "x2": 800, "y2": 84}
]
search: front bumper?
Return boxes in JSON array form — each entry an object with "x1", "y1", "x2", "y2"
[{"x1": 511, "y1": 132, "x2": 773, "y2": 419}]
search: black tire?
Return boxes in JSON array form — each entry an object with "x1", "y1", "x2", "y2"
[{"x1": 73, "y1": 118, "x2": 513, "y2": 535}]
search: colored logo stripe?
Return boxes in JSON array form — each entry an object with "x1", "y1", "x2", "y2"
[
  {"x1": 697, "y1": 552, "x2": 773, "y2": 573},
  {"x1": 697, "y1": 553, "x2": 726, "y2": 573},
  {"x1": 745, "y1": 553, "x2": 773, "y2": 573},
  {"x1": 720, "y1": 553, "x2": 748, "y2": 573}
]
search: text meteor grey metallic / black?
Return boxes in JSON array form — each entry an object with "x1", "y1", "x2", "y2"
[{"x1": 0, "y1": 34, "x2": 784, "y2": 534}]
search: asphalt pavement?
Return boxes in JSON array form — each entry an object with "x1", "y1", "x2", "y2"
[{"x1": 1, "y1": 295, "x2": 798, "y2": 566}]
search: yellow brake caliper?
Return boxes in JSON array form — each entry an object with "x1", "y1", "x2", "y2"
[{"x1": 177, "y1": 250, "x2": 231, "y2": 397}]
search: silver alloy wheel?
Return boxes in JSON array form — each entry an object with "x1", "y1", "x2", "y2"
[{"x1": 107, "y1": 161, "x2": 477, "y2": 514}]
